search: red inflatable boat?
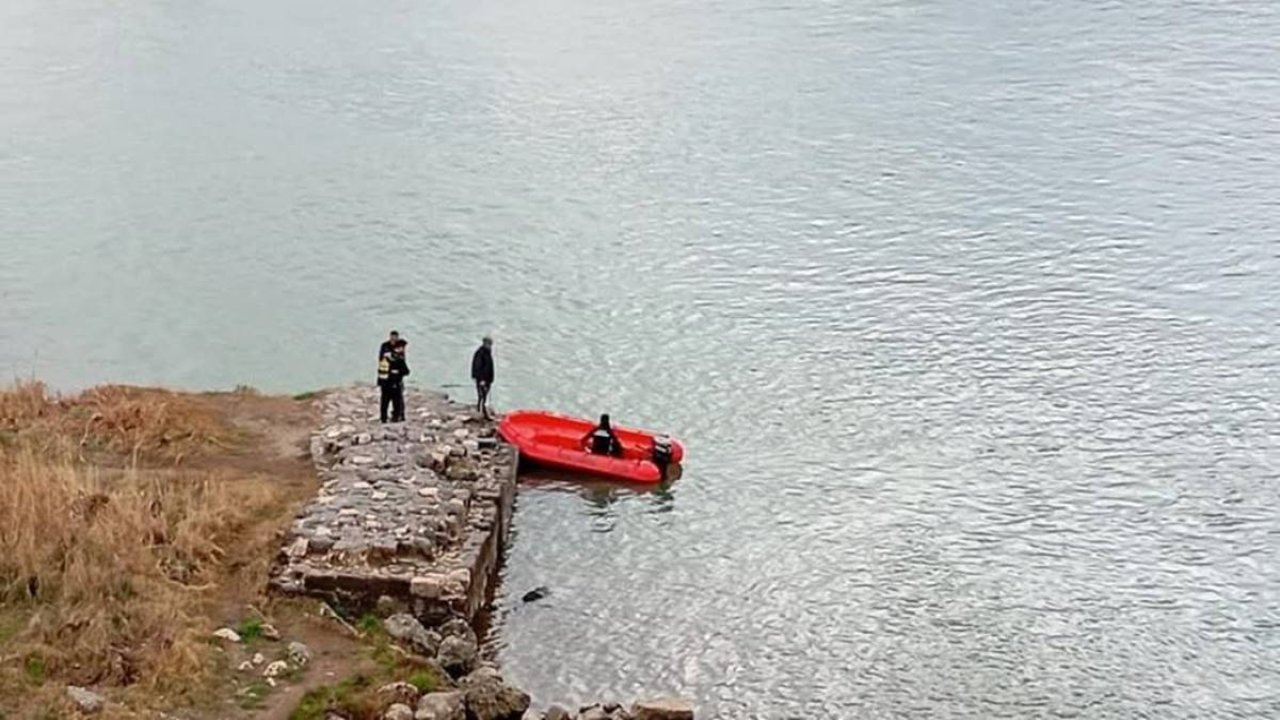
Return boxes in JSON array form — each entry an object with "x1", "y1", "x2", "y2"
[{"x1": 498, "y1": 411, "x2": 685, "y2": 483}]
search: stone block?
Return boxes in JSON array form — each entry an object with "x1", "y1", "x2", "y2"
[
  {"x1": 631, "y1": 698, "x2": 693, "y2": 720},
  {"x1": 411, "y1": 575, "x2": 444, "y2": 599},
  {"x1": 286, "y1": 537, "x2": 309, "y2": 559}
]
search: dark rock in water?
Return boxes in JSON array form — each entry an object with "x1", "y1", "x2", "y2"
[{"x1": 521, "y1": 586, "x2": 550, "y2": 603}]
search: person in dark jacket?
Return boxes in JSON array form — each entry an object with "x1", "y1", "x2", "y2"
[
  {"x1": 470, "y1": 336, "x2": 495, "y2": 419},
  {"x1": 379, "y1": 330, "x2": 400, "y2": 359},
  {"x1": 584, "y1": 414, "x2": 624, "y2": 457},
  {"x1": 377, "y1": 340, "x2": 410, "y2": 423}
]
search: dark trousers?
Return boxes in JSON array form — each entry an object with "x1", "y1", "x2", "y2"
[
  {"x1": 475, "y1": 381, "x2": 491, "y2": 416},
  {"x1": 380, "y1": 384, "x2": 405, "y2": 423}
]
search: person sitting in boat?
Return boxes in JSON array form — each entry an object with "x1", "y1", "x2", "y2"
[{"x1": 585, "y1": 414, "x2": 624, "y2": 457}]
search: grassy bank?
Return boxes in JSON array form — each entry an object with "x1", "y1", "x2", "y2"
[{"x1": 0, "y1": 381, "x2": 323, "y2": 718}]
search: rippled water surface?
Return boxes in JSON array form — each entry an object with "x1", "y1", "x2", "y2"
[{"x1": 3, "y1": 0, "x2": 1279, "y2": 716}]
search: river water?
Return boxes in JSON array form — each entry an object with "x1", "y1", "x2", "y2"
[{"x1": 3, "y1": 0, "x2": 1279, "y2": 717}]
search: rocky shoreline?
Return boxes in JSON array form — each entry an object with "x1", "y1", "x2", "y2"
[{"x1": 269, "y1": 385, "x2": 693, "y2": 720}]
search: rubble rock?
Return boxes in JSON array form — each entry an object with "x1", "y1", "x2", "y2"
[
  {"x1": 437, "y1": 635, "x2": 478, "y2": 678},
  {"x1": 440, "y1": 617, "x2": 478, "y2": 647},
  {"x1": 416, "y1": 690, "x2": 466, "y2": 720},
  {"x1": 288, "y1": 641, "x2": 312, "y2": 667},
  {"x1": 457, "y1": 666, "x2": 503, "y2": 688},
  {"x1": 376, "y1": 594, "x2": 405, "y2": 616},
  {"x1": 385, "y1": 704, "x2": 415, "y2": 720},
  {"x1": 378, "y1": 681, "x2": 421, "y2": 706},
  {"x1": 384, "y1": 613, "x2": 443, "y2": 656},
  {"x1": 462, "y1": 677, "x2": 530, "y2": 720},
  {"x1": 66, "y1": 686, "x2": 106, "y2": 714}
]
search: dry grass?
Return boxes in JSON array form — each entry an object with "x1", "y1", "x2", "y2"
[
  {"x1": 0, "y1": 455, "x2": 275, "y2": 686},
  {"x1": 0, "y1": 380, "x2": 231, "y2": 464},
  {"x1": 0, "y1": 382, "x2": 301, "y2": 717}
]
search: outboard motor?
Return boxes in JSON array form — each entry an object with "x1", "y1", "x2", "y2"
[{"x1": 651, "y1": 435, "x2": 674, "y2": 479}]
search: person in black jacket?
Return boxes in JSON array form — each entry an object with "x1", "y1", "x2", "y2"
[
  {"x1": 470, "y1": 336, "x2": 495, "y2": 419},
  {"x1": 378, "y1": 330, "x2": 401, "y2": 360},
  {"x1": 377, "y1": 339, "x2": 410, "y2": 423},
  {"x1": 584, "y1": 414, "x2": 624, "y2": 457}
]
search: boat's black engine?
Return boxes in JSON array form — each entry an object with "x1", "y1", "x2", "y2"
[{"x1": 651, "y1": 435, "x2": 674, "y2": 476}]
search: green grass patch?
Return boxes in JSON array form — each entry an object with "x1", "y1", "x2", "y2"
[
  {"x1": 289, "y1": 645, "x2": 444, "y2": 719},
  {"x1": 368, "y1": 638, "x2": 400, "y2": 675},
  {"x1": 22, "y1": 655, "x2": 45, "y2": 684},
  {"x1": 238, "y1": 617, "x2": 264, "y2": 642},
  {"x1": 0, "y1": 607, "x2": 29, "y2": 648},
  {"x1": 238, "y1": 680, "x2": 272, "y2": 710},
  {"x1": 356, "y1": 614, "x2": 381, "y2": 634},
  {"x1": 290, "y1": 674, "x2": 380, "y2": 720},
  {"x1": 286, "y1": 610, "x2": 446, "y2": 720},
  {"x1": 407, "y1": 668, "x2": 440, "y2": 694},
  {"x1": 292, "y1": 391, "x2": 320, "y2": 401}
]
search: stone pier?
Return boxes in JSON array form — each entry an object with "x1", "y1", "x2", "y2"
[
  {"x1": 271, "y1": 385, "x2": 695, "y2": 720},
  {"x1": 271, "y1": 385, "x2": 517, "y2": 624}
]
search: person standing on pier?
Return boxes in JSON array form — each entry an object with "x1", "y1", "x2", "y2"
[
  {"x1": 470, "y1": 336, "x2": 495, "y2": 419},
  {"x1": 378, "y1": 339, "x2": 410, "y2": 423},
  {"x1": 379, "y1": 329, "x2": 400, "y2": 359}
]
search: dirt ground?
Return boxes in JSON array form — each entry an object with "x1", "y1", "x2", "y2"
[{"x1": 174, "y1": 391, "x2": 382, "y2": 720}]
